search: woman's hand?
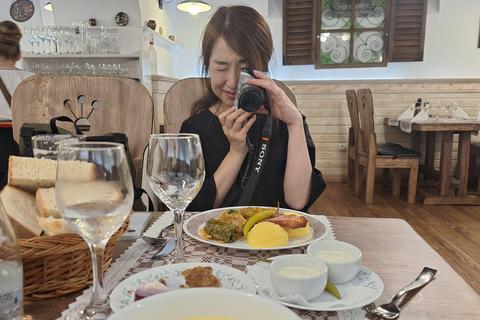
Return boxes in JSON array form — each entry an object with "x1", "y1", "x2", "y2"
[
  {"x1": 212, "y1": 107, "x2": 256, "y2": 208},
  {"x1": 218, "y1": 106, "x2": 256, "y2": 155},
  {"x1": 246, "y1": 70, "x2": 302, "y2": 127}
]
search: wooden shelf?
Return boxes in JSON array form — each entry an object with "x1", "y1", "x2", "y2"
[{"x1": 143, "y1": 28, "x2": 182, "y2": 53}]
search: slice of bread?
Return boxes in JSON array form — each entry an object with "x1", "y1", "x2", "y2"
[
  {"x1": 37, "y1": 216, "x2": 75, "y2": 236},
  {"x1": 36, "y1": 187, "x2": 60, "y2": 219},
  {"x1": 0, "y1": 185, "x2": 43, "y2": 239},
  {"x1": 8, "y1": 156, "x2": 97, "y2": 193},
  {"x1": 8, "y1": 156, "x2": 57, "y2": 193}
]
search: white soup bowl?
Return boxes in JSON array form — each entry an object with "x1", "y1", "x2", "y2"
[
  {"x1": 307, "y1": 240, "x2": 362, "y2": 284},
  {"x1": 270, "y1": 254, "x2": 328, "y2": 301}
]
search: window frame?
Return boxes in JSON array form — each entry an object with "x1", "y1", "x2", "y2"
[
  {"x1": 282, "y1": 0, "x2": 428, "y2": 68},
  {"x1": 315, "y1": 0, "x2": 391, "y2": 69}
]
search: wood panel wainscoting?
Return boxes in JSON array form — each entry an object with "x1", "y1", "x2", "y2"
[{"x1": 153, "y1": 78, "x2": 480, "y2": 183}]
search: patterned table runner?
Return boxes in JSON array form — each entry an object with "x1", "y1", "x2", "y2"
[{"x1": 58, "y1": 212, "x2": 366, "y2": 320}]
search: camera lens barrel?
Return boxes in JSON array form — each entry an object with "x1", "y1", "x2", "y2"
[{"x1": 238, "y1": 86, "x2": 264, "y2": 112}]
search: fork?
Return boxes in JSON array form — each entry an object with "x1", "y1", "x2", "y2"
[
  {"x1": 367, "y1": 267, "x2": 437, "y2": 319},
  {"x1": 141, "y1": 223, "x2": 174, "y2": 246}
]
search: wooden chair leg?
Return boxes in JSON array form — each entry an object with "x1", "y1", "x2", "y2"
[
  {"x1": 468, "y1": 151, "x2": 476, "y2": 188},
  {"x1": 392, "y1": 168, "x2": 401, "y2": 196},
  {"x1": 407, "y1": 159, "x2": 420, "y2": 204},
  {"x1": 354, "y1": 161, "x2": 363, "y2": 197},
  {"x1": 382, "y1": 168, "x2": 390, "y2": 188},
  {"x1": 365, "y1": 163, "x2": 375, "y2": 204},
  {"x1": 347, "y1": 155, "x2": 354, "y2": 188}
]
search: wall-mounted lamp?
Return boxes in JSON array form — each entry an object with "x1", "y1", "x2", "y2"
[
  {"x1": 158, "y1": 0, "x2": 211, "y2": 15},
  {"x1": 44, "y1": 2, "x2": 53, "y2": 11},
  {"x1": 177, "y1": 1, "x2": 211, "y2": 15}
]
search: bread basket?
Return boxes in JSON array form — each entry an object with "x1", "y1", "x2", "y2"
[{"x1": 19, "y1": 218, "x2": 129, "y2": 300}]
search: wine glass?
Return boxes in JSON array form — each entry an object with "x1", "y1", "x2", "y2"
[
  {"x1": 147, "y1": 134, "x2": 205, "y2": 263},
  {"x1": 55, "y1": 142, "x2": 134, "y2": 320},
  {"x1": 23, "y1": 26, "x2": 35, "y2": 54}
]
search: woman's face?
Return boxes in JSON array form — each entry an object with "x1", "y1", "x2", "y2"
[{"x1": 209, "y1": 37, "x2": 249, "y2": 112}]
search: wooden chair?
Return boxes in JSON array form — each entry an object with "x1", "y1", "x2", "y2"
[
  {"x1": 469, "y1": 143, "x2": 480, "y2": 191},
  {"x1": 355, "y1": 89, "x2": 421, "y2": 204},
  {"x1": 346, "y1": 90, "x2": 360, "y2": 189},
  {"x1": 11, "y1": 75, "x2": 154, "y2": 187},
  {"x1": 163, "y1": 77, "x2": 297, "y2": 133}
]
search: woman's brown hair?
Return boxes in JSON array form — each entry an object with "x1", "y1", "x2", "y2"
[
  {"x1": 0, "y1": 21, "x2": 22, "y2": 61},
  {"x1": 191, "y1": 5, "x2": 274, "y2": 116}
]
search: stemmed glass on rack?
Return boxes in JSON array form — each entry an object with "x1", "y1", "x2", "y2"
[
  {"x1": 55, "y1": 142, "x2": 134, "y2": 320},
  {"x1": 147, "y1": 134, "x2": 205, "y2": 263}
]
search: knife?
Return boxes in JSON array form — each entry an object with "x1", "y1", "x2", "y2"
[{"x1": 152, "y1": 237, "x2": 175, "y2": 259}]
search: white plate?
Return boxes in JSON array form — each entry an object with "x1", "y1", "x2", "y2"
[
  {"x1": 110, "y1": 262, "x2": 257, "y2": 312},
  {"x1": 183, "y1": 206, "x2": 329, "y2": 250},
  {"x1": 109, "y1": 288, "x2": 301, "y2": 320},
  {"x1": 248, "y1": 257, "x2": 384, "y2": 311}
]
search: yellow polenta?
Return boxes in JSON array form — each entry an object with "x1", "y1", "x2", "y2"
[
  {"x1": 247, "y1": 222, "x2": 288, "y2": 248},
  {"x1": 282, "y1": 212, "x2": 310, "y2": 238}
]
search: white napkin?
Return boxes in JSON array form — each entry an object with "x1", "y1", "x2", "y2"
[
  {"x1": 477, "y1": 104, "x2": 480, "y2": 120},
  {"x1": 388, "y1": 103, "x2": 415, "y2": 126},
  {"x1": 454, "y1": 106, "x2": 471, "y2": 120},
  {"x1": 399, "y1": 106, "x2": 429, "y2": 133}
]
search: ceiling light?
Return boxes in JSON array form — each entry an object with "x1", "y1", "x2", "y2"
[
  {"x1": 44, "y1": 2, "x2": 53, "y2": 11},
  {"x1": 177, "y1": 1, "x2": 211, "y2": 15}
]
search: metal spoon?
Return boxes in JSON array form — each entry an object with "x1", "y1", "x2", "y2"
[
  {"x1": 367, "y1": 267, "x2": 437, "y2": 319},
  {"x1": 141, "y1": 223, "x2": 174, "y2": 246}
]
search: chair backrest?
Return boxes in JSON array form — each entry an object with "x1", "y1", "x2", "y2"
[
  {"x1": 163, "y1": 77, "x2": 297, "y2": 133},
  {"x1": 11, "y1": 75, "x2": 154, "y2": 183},
  {"x1": 346, "y1": 89, "x2": 361, "y2": 140},
  {"x1": 357, "y1": 88, "x2": 376, "y2": 153}
]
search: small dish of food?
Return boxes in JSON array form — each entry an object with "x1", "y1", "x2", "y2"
[
  {"x1": 270, "y1": 254, "x2": 328, "y2": 301},
  {"x1": 109, "y1": 263, "x2": 256, "y2": 312},
  {"x1": 307, "y1": 240, "x2": 362, "y2": 284}
]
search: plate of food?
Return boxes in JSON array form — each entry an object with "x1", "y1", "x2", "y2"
[
  {"x1": 183, "y1": 206, "x2": 329, "y2": 250},
  {"x1": 110, "y1": 263, "x2": 257, "y2": 312},
  {"x1": 247, "y1": 257, "x2": 384, "y2": 311}
]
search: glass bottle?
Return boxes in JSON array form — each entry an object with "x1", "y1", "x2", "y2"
[
  {"x1": 0, "y1": 198, "x2": 23, "y2": 320},
  {"x1": 147, "y1": 34, "x2": 158, "y2": 75}
]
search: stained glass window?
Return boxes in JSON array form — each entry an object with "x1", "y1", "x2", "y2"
[{"x1": 317, "y1": 0, "x2": 388, "y2": 68}]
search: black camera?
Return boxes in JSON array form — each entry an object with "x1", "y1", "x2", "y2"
[{"x1": 234, "y1": 68, "x2": 268, "y2": 112}]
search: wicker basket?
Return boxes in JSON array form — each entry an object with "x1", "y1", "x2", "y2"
[{"x1": 19, "y1": 218, "x2": 129, "y2": 300}]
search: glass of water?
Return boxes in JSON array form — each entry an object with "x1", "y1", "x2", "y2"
[{"x1": 56, "y1": 142, "x2": 134, "y2": 319}]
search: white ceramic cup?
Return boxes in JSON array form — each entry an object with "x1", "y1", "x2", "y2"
[
  {"x1": 307, "y1": 240, "x2": 362, "y2": 284},
  {"x1": 270, "y1": 254, "x2": 328, "y2": 301},
  {"x1": 32, "y1": 134, "x2": 86, "y2": 160}
]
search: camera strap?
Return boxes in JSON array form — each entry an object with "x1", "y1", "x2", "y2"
[{"x1": 237, "y1": 105, "x2": 272, "y2": 206}]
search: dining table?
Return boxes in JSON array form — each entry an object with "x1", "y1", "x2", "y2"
[
  {"x1": 386, "y1": 117, "x2": 480, "y2": 205},
  {"x1": 24, "y1": 212, "x2": 480, "y2": 320}
]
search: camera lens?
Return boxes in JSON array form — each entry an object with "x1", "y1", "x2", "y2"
[{"x1": 239, "y1": 86, "x2": 264, "y2": 112}]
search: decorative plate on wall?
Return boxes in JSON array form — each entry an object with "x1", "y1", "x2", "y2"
[
  {"x1": 115, "y1": 12, "x2": 129, "y2": 26},
  {"x1": 10, "y1": 0, "x2": 35, "y2": 22}
]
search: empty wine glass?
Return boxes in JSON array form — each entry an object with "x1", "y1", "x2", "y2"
[
  {"x1": 23, "y1": 26, "x2": 35, "y2": 54},
  {"x1": 147, "y1": 134, "x2": 205, "y2": 263},
  {"x1": 452, "y1": 100, "x2": 459, "y2": 120},
  {"x1": 56, "y1": 142, "x2": 134, "y2": 320},
  {"x1": 427, "y1": 100, "x2": 438, "y2": 121}
]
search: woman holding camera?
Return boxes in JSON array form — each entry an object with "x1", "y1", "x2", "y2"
[{"x1": 180, "y1": 5, "x2": 326, "y2": 211}]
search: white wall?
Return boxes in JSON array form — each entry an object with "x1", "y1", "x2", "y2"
[
  {"x1": 175, "y1": 0, "x2": 480, "y2": 80},
  {"x1": 2, "y1": 0, "x2": 479, "y2": 80}
]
